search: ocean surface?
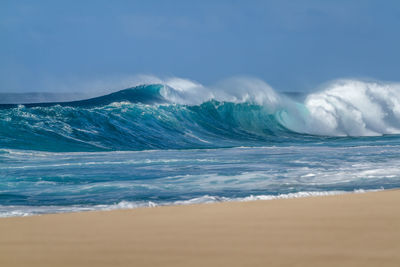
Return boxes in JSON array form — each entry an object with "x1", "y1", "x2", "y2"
[{"x1": 1, "y1": 78, "x2": 400, "y2": 217}]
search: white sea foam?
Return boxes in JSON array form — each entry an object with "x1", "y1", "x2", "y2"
[
  {"x1": 292, "y1": 80, "x2": 400, "y2": 136},
  {"x1": 0, "y1": 189, "x2": 380, "y2": 218}
]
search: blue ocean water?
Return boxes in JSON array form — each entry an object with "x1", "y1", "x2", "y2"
[{"x1": 1, "y1": 79, "x2": 400, "y2": 216}]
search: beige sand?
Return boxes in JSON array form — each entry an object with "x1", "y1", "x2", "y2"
[{"x1": 0, "y1": 190, "x2": 399, "y2": 267}]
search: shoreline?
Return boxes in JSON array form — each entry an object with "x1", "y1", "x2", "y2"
[
  {"x1": 1, "y1": 189, "x2": 399, "y2": 266},
  {"x1": 0, "y1": 188, "x2": 384, "y2": 218}
]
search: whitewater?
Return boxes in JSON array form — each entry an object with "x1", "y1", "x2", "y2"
[{"x1": 1, "y1": 77, "x2": 400, "y2": 216}]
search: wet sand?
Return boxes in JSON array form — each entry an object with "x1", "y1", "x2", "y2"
[{"x1": 1, "y1": 190, "x2": 399, "y2": 267}]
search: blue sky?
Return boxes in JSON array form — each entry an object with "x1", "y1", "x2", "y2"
[{"x1": 1, "y1": 0, "x2": 400, "y2": 93}]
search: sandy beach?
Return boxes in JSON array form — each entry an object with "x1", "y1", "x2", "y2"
[{"x1": 0, "y1": 190, "x2": 399, "y2": 267}]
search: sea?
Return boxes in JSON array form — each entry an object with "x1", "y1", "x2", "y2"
[{"x1": 1, "y1": 78, "x2": 400, "y2": 217}]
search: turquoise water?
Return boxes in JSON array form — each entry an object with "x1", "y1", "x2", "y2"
[{"x1": 1, "y1": 80, "x2": 400, "y2": 216}]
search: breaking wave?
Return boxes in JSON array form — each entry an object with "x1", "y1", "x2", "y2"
[{"x1": 1, "y1": 78, "x2": 400, "y2": 151}]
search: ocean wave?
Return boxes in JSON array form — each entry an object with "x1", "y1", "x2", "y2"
[{"x1": 1, "y1": 78, "x2": 400, "y2": 151}]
